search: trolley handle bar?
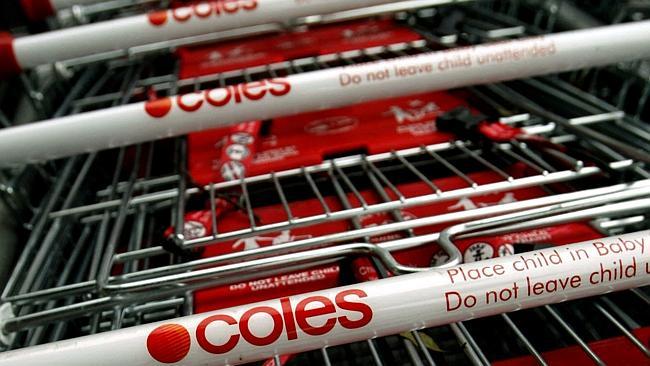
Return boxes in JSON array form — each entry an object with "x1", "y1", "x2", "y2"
[{"x1": 0, "y1": 230, "x2": 648, "y2": 365}]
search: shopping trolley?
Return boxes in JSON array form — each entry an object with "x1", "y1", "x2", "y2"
[{"x1": 0, "y1": 1, "x2": 648, "y2": 365}]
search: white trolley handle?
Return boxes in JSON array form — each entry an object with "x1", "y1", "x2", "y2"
[
  {"x1": 0, "y1": 20, "x2": 649, "y2": 166},
  {"x1": 0, "y1": 231, "x2": 648, "y2": 366},
  {"x1": 3, "y1": 0, "x2": 410, "y2": 73}
]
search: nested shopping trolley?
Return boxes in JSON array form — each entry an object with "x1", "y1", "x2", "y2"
[{"x1": 0, "y1": 1, "x2": 648, "y2": 365}]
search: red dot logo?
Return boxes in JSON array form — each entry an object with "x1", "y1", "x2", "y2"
[
  {"x1": 147, "y1": 324, "x2": 191, "y2": 363},
  {"x1": 148, "y1": 10, "x2": 168, "y2": 26},
  {"x1": 145, "y1": 98, "x2": 172, "y2": 118}
]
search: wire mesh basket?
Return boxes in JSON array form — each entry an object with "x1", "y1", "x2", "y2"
[{"x1": 0, "y1": 1, "x2": 648, "y2": 365}]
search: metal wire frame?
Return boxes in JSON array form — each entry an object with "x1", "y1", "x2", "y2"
[
  {"x1": 1, "y1": 59, "x2": 646, "y2": 316},
  {"x1": 10, "y1": 177, "x2": 650, "y2": 303},
  {"x1": 47, "y1": 141, "x2": 597, "y2": 244},
  {"x1": 476, "y1": 0, "x2": 650, "y2": 123},
  {"x1": 468, "y1": 77, "x2": 650, "y2": 177},
  {"x1": 562, "y1": 59, "x2": 650, "y2": 126},
  {"x1": 0, "y1": 1, "x2": 648, "y2": 363},
  {"x1": 1, "y1": 52, "x2": 644, "y2": 348},
  {"x1": 26, "y1": 0, "x2": 475, "y2": 74},
  {"x1": 6, "y1": 0, "x2": 543, "y2": 117},
  {"x1": 0, "y1": 0, "x2": 521, "y2": 306},
  {"x1": 0, "y1": 0, "x2": 478, "y2": 213},
  {"x1": 0, "y1": 140, "x2": 590, "y2": 295},
  {"x1": 2, "y1": 2, "x2": 644, "y2": 237},
  {"x1": 288, "y1": 280, "x2": 650, "y2": 366},
  {"x1": 579, "y1": 0, "x2": 650, "y2": 25},
  {"x1": 2, "y1": 178, "x2": 649, "y2": 363},
  {"x1": 2, "y1": 0, "x2": 632, "y2": 307},
  {"x1": 1, "y1": 129, "x2": 648, "y2": 338},
  {"x1": 436, "y1": 198, "x2": 650, "y2": 365},
  {"x1": 420, "y1": 1, "x2": 650, "y2": 166},
  {"x1": 2, "y1": 0, "x2": 631, "y2": 220},
  {"x1": 225, "y1": 193, "x2": 650, "y2": 366},
  {"x1": 6, "y1": 0, "x2": 644, "y2": 128}
]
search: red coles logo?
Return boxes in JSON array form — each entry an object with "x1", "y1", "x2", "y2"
[
  {"x1": 148, "y1": 0, "x2": 258, "y2": 26},
  {"x1": 146, "y1": 289, "x2": 373, "y2": 363},
  {"x1": 144, "y1": 78, "x2": 291, "y2": 119}
]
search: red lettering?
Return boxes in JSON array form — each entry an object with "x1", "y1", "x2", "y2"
[
  {"x1": 240, "y1": 306, "x2": 283, "y2": 346},
  {"x1": 176, "y1": 92, "x2": 204, "y2": 112},
  {"x1": 193, "y1": 2, "x2": 213, "y2": 18},
  {"x1": 144, "y1": 98, "x2": 172, "y2": 118},
  {"x1": 152, "y1": 78, "x2": 291, "y2": 117},
  {"x1": 196, "y1": 315, "x2": 239, "y2": 354},
  {"x1": 151, "y1": 0, "x2": 258, "y2": 27},
  {"x1": 447, "y1": 268, "x2": 461, "y2": 283},
  {"x1": 147, "y1": 10, "x2": 168, "y2": 26},
  {"x1": 335, "y1": 289, "x2": 373, "y2": 329},
  {"x1": 232, "y1": 85, "x2": 243, "y2": 104},
  {"x1": 593, "y1": 242, "x2": 608, "y2": 256},
  {"x1": 204, "y1": 88, "x2": 232, "y2": 107},
  {"x1": 242, "y1": 80, "x2": 268, "y2": 101},
  {"x1": 295, "y1": 296, "x2": 337, "y2": 336},
  {"x1": 445, "y1": 291, "x2": 462, "y2": 311},
  {"x1": 267, "y1": 78, "x2": 292, "y2": 96},
  {"x1": 280, "y1": 297, "x2": 298, "y2": 340},
  {"x1": 154, "y1": 288, "x2": 372, "y2": 360},
  {"x1": 222, "y1": 0, "x2": 241, "y2": 13},
  {"x1": 172, "y1": 7, "x2": 192, "y2": 22},
  {"x1": 242, "y1": 0, "x2": 258, "y2": 10},
  {"x1": 212, "y1": 0, "x2": 222, "y2": 15}
]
